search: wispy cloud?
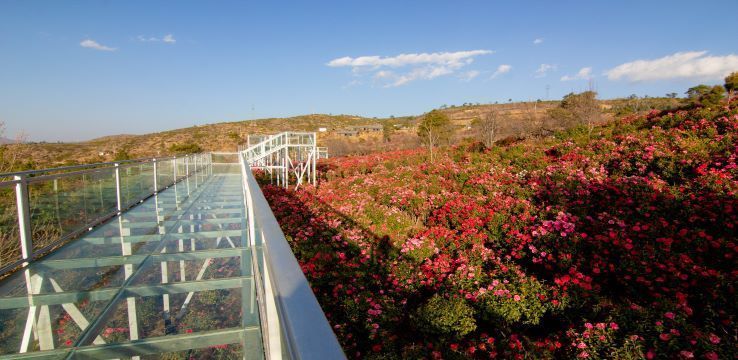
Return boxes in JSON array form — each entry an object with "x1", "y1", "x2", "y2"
[
  {"x1": 80, "y1": 39, "x2": 116, "y2": 51},
  {"x1": 533, "y1": 38, "x2": 544, "y2": 45},
  {"x1": 490, "y1": 64, "x2": 512, "y2": 79},
  {"x1": 137, "y1": 34, "x2": 176, "y2": 44},
  {"x1": 606, "y1": 51, "x2": 738, "y2": 82},
  {"x1": 561, "y1": 67, "x2": 593, "y2": 81},
  {"x1": 459, "y1": 70, "x2": 481, "y2": 82},
  {"x1": 535, "y1": 63, "x2": 556, "y2": 78},
  {"x1": 327, "y1": 50, "x2": 493, "y2": 87}
]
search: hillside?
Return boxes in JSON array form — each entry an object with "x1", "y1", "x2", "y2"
[
  {"x1": 262, "y1": 99, "x2": 737, "y2": 358},
  {"x1": 2, "y1": 96, "x2": 683, "y2": 170}
]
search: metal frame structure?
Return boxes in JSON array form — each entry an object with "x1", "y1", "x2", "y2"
[
  {"x1": 239, "y1": 132, "x2": 324, "y2": 189},
  {"x1": 0, "y1": 151, "x2": 344, "y2": 359}
]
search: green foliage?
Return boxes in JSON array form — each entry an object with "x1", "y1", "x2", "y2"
[
  {"x1": 113, "y1": 148, "x2": 132, "y2": 161},
  {"x1": 685, "y1": 84, "x2": 712, "y2": 100},
  {"x1": 418, "y1": 110, "x2": 453, "y2": 162},
  {"x1": 417, "y1": 110, "x2": 452, "y2": 146},
  {"x1": 700, "y1": 85, "x2": 726, "y2": 107},
  {"x1": 476, "y1": 276, "x2": 558, "y2": 325},
  {"x1": 686, "y1": 84, "x2": 725, "y2": 107},
  {"x1": 169, "y1": 142, "x2": 203, "y2": 155},
  {"x1": 414, "y1": 295, "x2": 476, "y2": 338},
  {"x1": 382, "y1": 122, "x2": 395, "y2": 142},
  {"x1": 724, "y1": 71, "x2": 738, "y2": 93},
  {"x1": 226, "y1": 131, "x2": 243, "y2": 144}
]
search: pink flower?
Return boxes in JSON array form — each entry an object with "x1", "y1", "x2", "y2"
[
  {"x1": 708, "y1": 333, "x2": 720, "y2": 344},
  {"x1": 513, "y1": 295, "x2": 522, "y2": 301},
  {"x1": 664, "y1": 312, "x2": 675, "y2": 320}
]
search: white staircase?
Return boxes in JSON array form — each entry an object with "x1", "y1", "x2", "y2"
[{"x1": 239, "y1": 132, "x2": 318, "y2": 188}]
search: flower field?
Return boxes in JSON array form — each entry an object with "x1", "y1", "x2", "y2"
[{"x1": 262, "y1": 101, "x2": 738, "y2": 359}]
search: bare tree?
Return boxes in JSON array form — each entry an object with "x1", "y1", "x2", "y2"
[
  {"x1": 472, "y1": 110, "x2": 500, "y2": 147},
  {"x1": 547, "y1": 91, "x2": 602, "y2": 138},
  {"x1": 570, "y1": 91, "x2": 601, "y2": 138}
]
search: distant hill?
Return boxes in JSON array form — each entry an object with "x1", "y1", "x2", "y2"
[
  {"x1": 4, "y1": 96, "x2": 683, "y2": 168},
  {"x1": 0, "y1": 137, "x2": 15, "y2": 145}
]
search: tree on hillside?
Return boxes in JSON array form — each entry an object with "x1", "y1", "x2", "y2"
[
  {"x1": 687, "y1": 85, "x2": 725, "y2": 107},
  {"x1": 686, "y1": 85, "x2": 711, "y2": 100},
  {"x1": 725, "y1": 71, "x2": 738, "y2": 101},
  {"x1": 417, "y1": 110, "x2": 453, "y2": 163},
  {"x1": 472, "y1": 110, "x2": 501, "y2": 148},
  {"x1": 383, "y1": 122, "x2": 395, "y2": 143},
  {"x1": 547, "y1": 91, "x2": 602, "y2": 138},
  {"x1": 169, "y1": 142, "x2": 203, "y2": 155}
]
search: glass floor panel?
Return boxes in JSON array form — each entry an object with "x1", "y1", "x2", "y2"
[{"x1": 0, "y1": 174, "x2": 264, "y2": 359}]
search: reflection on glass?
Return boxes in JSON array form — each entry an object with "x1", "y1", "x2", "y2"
[{"x1": 0, "y1": 172, "x2": 259, "y2": 358}]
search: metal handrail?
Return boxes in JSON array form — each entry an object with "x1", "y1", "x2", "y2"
[
  {"x1": 0, "y1": 153, "x2": 213, "y2": 277},
  {"x1": 0, "y1": 154, "x2": 194, "y2": 179},
  {"x1": 239, "y1": 153, "x2": 345, "y2": 360}
]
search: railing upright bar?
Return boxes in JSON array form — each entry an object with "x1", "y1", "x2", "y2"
[
  {"x1": 14, "y1": 175, "x2": 33, "y2": 261},
  {"x1": 114, "y1": 163, "x2": 122, "y2": 213},
  {"x1": 153, "y1": 159, "x2": 158, "y2": 194}
]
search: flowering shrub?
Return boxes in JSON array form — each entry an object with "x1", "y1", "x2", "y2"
[{"x1": 263, "y1": 100, "x2": 738, "y2": 359}]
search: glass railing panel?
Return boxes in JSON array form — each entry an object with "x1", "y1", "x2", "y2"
[
  {"x1": 0, "y1": 186, "x2": 22, "y2": 270},
  {"x1": 27, "y1": 168, "x2": 116, "y2": 254}
]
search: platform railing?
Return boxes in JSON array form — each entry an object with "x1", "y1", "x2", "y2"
[
  {"x1": 0, "y1": 154, "x2": 212, "y2": 277},
  {"x1": 239, "y1": 152, "x2": 345, "y2": 360}
]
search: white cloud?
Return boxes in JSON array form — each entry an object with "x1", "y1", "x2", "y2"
[
  {"x1": 459, "y1": 70, "x2": 481, "y2": 82},
  {"x1": 137, "y1": 34, "x2": 176, "y2": 44},
  {"x1": 490, "y1": 64, "x2": 512, "y2": 79},
  {"x1": 535, "y1": 63, "x2": 556, "y2": 78},
  {"x1": 80, "y1": 39, "x2": 116, "y2": 51},
  {"x1": 327, "y1": 50, "x2": 493, "y2": 86},
  {"x1": 561, "y1": 67, "x2": 593, "y2": 81},
  {"x1": 606, "y1": 51, "x2": 738, "y2": 82},
  {"x1": 533, "y1": 38, "x2": 544, "y2": 45}
]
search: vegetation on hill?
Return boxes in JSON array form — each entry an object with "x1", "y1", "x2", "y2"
[
  {"x1": 1, "y1": 94, "x2": 688, "y2": 171},
  {"x1": 261, "y1": 95, "x2": 738, "y2": 358}
]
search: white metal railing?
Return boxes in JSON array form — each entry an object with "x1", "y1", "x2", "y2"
[
  {"x1": 0, "y1": 154, "x2": 212, "y2": 276},
  {"x1": 241, "y1": 132, "x2": 318, "y2": 189},
  {"x1": 239, "y1": 152, "x2": 345, "y2": 360}
]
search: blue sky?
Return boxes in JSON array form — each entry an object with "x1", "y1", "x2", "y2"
[{"x1": 1, "y1": 0, "x2": 737, "y2": 141}]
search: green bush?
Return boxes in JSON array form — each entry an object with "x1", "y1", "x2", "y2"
[
  {"x1": 414, "y1": 295, "x2": 476, "y2": 338},
  {"x1": 476, "y1": 276, "x2": 557, "y2": 325},
  {"x1": 169, "y1": 142, "x2": 203, "y2": 155}
]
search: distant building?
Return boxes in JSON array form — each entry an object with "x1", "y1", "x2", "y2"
[
  {"x1": 336, "y1": 129, "x2": 359, "y2": 137},
  {"x1": 334, "y1": 124, "x2": 382, "y2": 137},
  {"x1": 349, "y1": 124, "x2": 383, "y2": 132}
]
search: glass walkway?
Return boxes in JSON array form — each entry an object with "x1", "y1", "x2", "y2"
[{"x1": 0, "y1": 151, "x2": 344, "y2": 359}]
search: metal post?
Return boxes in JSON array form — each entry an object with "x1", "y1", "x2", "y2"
[
  {"x1": 114, "y1": 163, "x2": 122, "y2": 213},
  {"x1": 14, "y1": 175, "x2": 33, "y2": 261},
  {"x1": 153, "y1": 159, "x2": 158, "y2": 194},
  {"x1": 185, "y1": 155, "x2": 191, "y2": 195},
  {"x1": 313, "y1": 132, "x2": 317, "y2": 186},
  {"x1": 194, "y1": 154, "x2": 199, "y2": 188},
  {"x1": 172, "y1": 157, "x2": 177, "y2": 184}
]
